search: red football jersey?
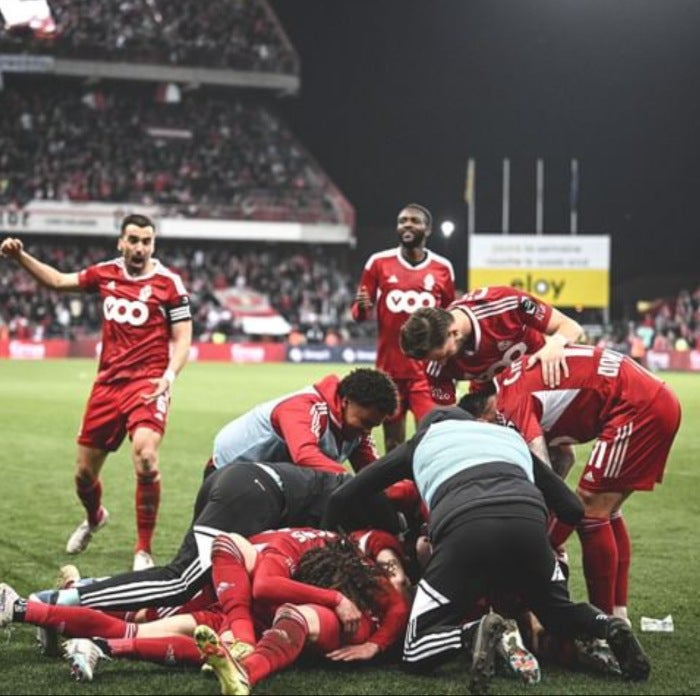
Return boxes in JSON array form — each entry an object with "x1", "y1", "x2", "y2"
[
  {"x1": 426, "y1": 286, "x2": 552, "y2": 395},
  {"x1": 79, "y1": 257, "x2": 191, "y2": 384},
  {"x1": 494, "y1": 345, "x2": 666, "y2": 444},
  {"x1": 352, "y1": 248, "x2": 455, "y2": 379},
  {"x1": 249, "y1": 527, "x2": 408, "y2": 651}
]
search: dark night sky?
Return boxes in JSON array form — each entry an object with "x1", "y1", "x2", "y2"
[{"x1": 269, "y1": 0, "x2": 700, "y2": 313}]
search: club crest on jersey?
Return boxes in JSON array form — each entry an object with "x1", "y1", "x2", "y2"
[
  {"x1": 423, "y1": 273, "x2": 436, "y2": 291},
  {"x1": 139, "y1": 285, "x2": 152, "y2": 302},
  {"x1": 107, "y1": 281, "x2": 116, "y2": 291},
  {"x1": 520, "y1": 297, "x2": 539, "y2": 315},
  {"x1": 497, "y1": 340, "x2": 513, "y2": 351}
]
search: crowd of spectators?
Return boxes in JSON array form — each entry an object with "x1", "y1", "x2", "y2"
[
  {"x1": 0, "y1": 0, "x2": 298, "y2": 74},
  {"x1": 0, "y1": 77, "x2": 346, "y2": 224},
  {"x1": 630, "y1": 287, "x2": 700, "y2": 353},
  {"x1": 0, "y1": 237, "x2": 368, "y2": 344},
  {"x1": 2, "y1": 237, "x2": 697, "y2": 358}
]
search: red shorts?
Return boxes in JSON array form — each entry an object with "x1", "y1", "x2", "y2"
[
  {"x1": 189, "y1": 608, "x2": 227, "y2": 633},
  {"x1": 77, "y1": 378, "x2": 171, "y2": 451},
  {"x1": 387, "y1": 377, "x2": 439, "y2": 425},
  {"x1": 578, "y1": 384, "x2": 681, "y2": 493}
]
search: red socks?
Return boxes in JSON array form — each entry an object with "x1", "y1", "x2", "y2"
[
  {"x1": 242, "y1": 605, "x2": 309, "y2": 686},
  {"x1": 76, "y1": 476, "x2": 103, "y2": 527},
  {"x1": 211, "y1": 535, "x2": 256, "y2": 646},
  {"x1": 108, "y1": 636, "x2": 201, "y2": 665},
  {"x1": 25, "y1": 602, "x2": 136, "y2": 639},
  {"x1": 577, "y1": 516, "x2": 617, "y2": 613},
  {"x1": 548, "y1": 517, "x2": 575, "y2": 549},
  {"x1": 135, "y1": 471, "x2": 161, "y2": 553},
  {"x1": 610, "y1": 511, "x2": 631, "y2": 609}
]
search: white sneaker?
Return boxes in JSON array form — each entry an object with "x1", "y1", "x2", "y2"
[
  {"x1": 57, "y1": 564, "x2": 81, "y2": 589},
  {"x1": 0, "y1": 583, "x2": 19, "y2": 628},
  {"x1": 63, "y1": 638, "x2": 108, "y2": 682},
  {"x1": 132, "y1": 550, "x2": 155, "y2": 571},
  {"x1": 496, "y1": 618, "x2": 541, "y2": 684},
  {"x1": 66, "y1": 508, "x2": 109, "y2": 555}
]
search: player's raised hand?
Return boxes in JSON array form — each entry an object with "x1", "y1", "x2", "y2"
[{"x1": 0, "y1": 237, "x2": 24, "y2": 259}]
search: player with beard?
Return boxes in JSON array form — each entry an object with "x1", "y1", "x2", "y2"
[
  {"x1": 399, "y1": 286, "x2": 583, "y2": 407},
  {"x1": 0, "y1": 216, "x2": 192, "y2": 570},
  {"x1": 352, "y1": 203, "x2": 455, "y2": 453}
]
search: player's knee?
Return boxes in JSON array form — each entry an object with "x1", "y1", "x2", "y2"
[
  {"x1": 133, "y1": 444, "x2": 159, "y2": 473},
  {"x1": 577, "y1": 488, "x2": 615, "y2": 517}
]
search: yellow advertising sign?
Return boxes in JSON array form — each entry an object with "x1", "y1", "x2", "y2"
[
  {"x1": 468, "y1": 234, "x2": 610, "y2": 308},
  {"x1": 469, "y1": 268, "x2": 609, "y2": 306}
]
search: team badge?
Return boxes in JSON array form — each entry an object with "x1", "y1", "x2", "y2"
[
  {"x1": 520, "y1": 297, "x2": 538, "y2": 315},
  {"x1": 139, "y1": 285, "x2": 152, "y2": 302},
  {"x1": 424, "y1": 273, "x2": 435, "y2": 291},
  {"x1": 497, "y1": 340, "x2": 513, "y2": 351}
]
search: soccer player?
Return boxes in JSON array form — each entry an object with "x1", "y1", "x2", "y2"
[
  {"x1": 0, "y1": 528, "x2": 409, "y2": 683},
  {"x1": 23, "y1": 460, "x2": 401, "y2": 616},
  {"x1": 195, "y1": 534, "x2": 410, "y2": 694},
  {"x1": 0, "y1": 215, "x2": 192, "y2": 571},
  {"x1": 352, "y1": 203, "x2": 455, "y2": 452},
  {"x1": 322, "y1": 406, "x2": 651, "y2": 689},
  {"x1": 399, "y1": 286, "x2": 583, "y2": 404},
  {"x1": 458, "y1": 345, "x2": 682, "y2": 621},
  {"x1": 211, "y1": 368, "x2": 398, "y2": 474}
]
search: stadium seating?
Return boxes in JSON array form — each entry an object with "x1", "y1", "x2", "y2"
[{"x1": 0, "y1": 0, "x2": 298, "y2": 74}]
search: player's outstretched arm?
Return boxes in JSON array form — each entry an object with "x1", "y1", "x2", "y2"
[{"x1": 0, "y1": 237, "x2": 80, "y2": 290}]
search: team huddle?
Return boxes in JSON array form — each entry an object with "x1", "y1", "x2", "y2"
[{"x1": 0, "y1": 206, "x2": 680, "y2": 694}]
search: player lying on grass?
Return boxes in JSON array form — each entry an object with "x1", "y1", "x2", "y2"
[
  {"x1": 0, "y1": 528, "x2": 409, "y2": 684},
  {"x1": 13, "y1": 460, "x2": 400, "y2": 620},
  {"x1": 195, "y1": 536, "x2": 410, "y2": 695}
]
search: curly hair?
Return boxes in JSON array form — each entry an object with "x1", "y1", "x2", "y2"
[
  {"x1": 293, "y1": 537, "x2": 386, "y2": 613},
  {"x1": 338, "y1": 368, "x2": 398, "y2": 416},
  {"x1": 399, "y1": 307, "x2": 454, "y2": 359}
]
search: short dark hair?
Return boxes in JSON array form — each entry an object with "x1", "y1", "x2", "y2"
[
  {"x1": 338, "y1": 368, "x2": 398, "y2": 415},
  {"x1": 121, "y1": 214, "x2": 155, "y2": 235},
  {"x1": 457, "y1": 381, "x2": 497, "y2": 418},
  {"x1": 401, "y1": 203, "x2": 432, "y2": 229},
  {"x1": 399, "y1": 307, "x2": 454, "y2": 359}
]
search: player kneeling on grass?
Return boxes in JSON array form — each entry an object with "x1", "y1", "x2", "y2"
[{"x1": 322, "y1": 405, "x2": 651, "y2": 695}]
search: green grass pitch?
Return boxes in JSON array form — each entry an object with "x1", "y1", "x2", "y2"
[{"x1": 0, "y1": 359, "x2": 698, "y2": 695}]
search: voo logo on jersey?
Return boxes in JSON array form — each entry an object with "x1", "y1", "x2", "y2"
[
  {"x1": 385, "y1": 289, "x2": 436, "y2": 313},
  {"x1": 103, "y1": 296, "x2": 149, "y2": 326}
]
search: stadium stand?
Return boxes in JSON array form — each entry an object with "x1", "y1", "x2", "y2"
[
  {"x1": 0, "y1": 76, "x2": 349, "y2": 224},
  {"x1": 0, "y1": 0, "x2": 298, "y2": 74}
]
